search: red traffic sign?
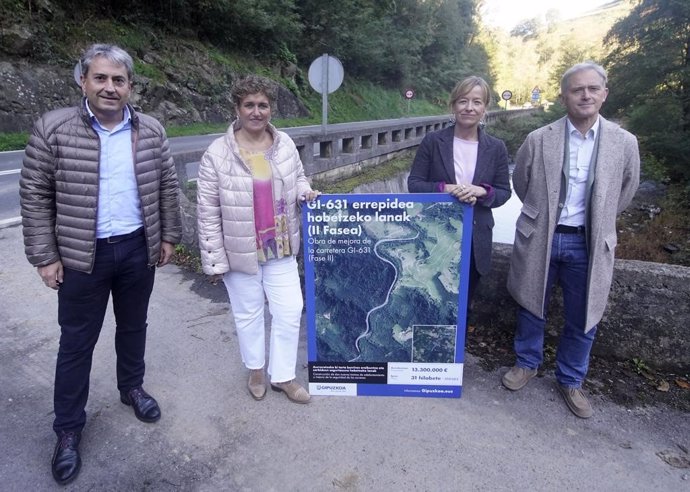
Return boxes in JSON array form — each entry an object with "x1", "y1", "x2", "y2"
[
  {"x1": 404, "y1": 89, "x2": 415, "y2": 100},
  {"x1": 501, "y1": 90, "x2": 513, "y2": 101}
]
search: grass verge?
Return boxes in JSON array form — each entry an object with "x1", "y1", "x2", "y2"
[
  {"x1": 0, "y1": 133, "x2": 29, "y2": 152},
  {"x1": 311, "y1": 153, "x2": 414, "y2": 194}
]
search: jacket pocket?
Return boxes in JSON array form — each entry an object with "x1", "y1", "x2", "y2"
[
  {"x1": 520, "y1": 202, "x2": 539, "y2": 220},
  {"x1": 604, "y1": 234, "x2": 617, "y2": 251},
  {"x1": 515, "y1": 203, "x2": 539, "y2": 238}
]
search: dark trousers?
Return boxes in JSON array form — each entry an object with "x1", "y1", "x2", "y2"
[{"x1": 53, "y1": 231, "x2": 155, "y2": 434}]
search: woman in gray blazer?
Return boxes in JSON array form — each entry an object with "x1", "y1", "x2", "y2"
[{"x1": 408, "y1": 76, "x2": 511, "y2": 314}]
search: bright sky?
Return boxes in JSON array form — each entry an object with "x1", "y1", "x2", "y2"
[{"x1": 481, "y1": 0, "x2": 614, "y2": 30}]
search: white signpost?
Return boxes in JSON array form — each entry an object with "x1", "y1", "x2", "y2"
[
  {"x1": 308, "y1": 54, "x2": 344, "y2": 133},
  {"x1": 501, "y1": 90, "x2": 513, "y2": 110}
]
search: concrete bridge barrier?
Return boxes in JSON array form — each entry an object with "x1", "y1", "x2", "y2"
[{"x1": 474, "y1": 244, "x2": 690, "y2": 373}]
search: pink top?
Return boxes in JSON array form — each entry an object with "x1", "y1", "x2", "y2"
[
  {"x1": 453, "y1": 137, "x2": 478, "y2": 186},
  {"x1": 240, "y1": 148, "x2": 291, "y2": 262}
]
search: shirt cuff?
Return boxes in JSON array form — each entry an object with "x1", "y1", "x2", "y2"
[{"x1": 437, "y1": 182, "x2": 446, "y2": 192}]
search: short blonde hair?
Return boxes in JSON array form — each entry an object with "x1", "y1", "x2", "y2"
[{"x1": 449, "y1": 76, "x2": 491, "y2": 108}]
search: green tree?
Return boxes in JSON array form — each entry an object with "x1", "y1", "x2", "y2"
[
  {"x1": 510, "y1": 17, "x2": 542, "y2": 41},
  {"x1": 548, "y1": 43, "x2": 597, "y2": 97},
  {"x1": 604, "y1": 0, "x2": 690, "y2": 181},
  {"x1": 294, "y1": 0, "x2": 489, "y2": 97}
]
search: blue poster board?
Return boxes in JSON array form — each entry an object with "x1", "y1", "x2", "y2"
[{"x1": 302, "y1": 193, "x2": 473, "y2": 398}]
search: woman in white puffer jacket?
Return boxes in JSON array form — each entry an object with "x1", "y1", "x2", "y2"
[{"x1": 197, "y1": 75, "x2": 320, "y2": 404}]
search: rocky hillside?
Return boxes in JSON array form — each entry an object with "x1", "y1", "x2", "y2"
[{"x1": 0, "y1": 34, "x2": 310, "y2": 133}]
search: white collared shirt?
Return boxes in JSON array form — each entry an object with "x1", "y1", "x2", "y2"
[
  {"x1": 85, "y1": 102, "x2": 143, "y2": 238},
  {"x1": 559, "y1": 117, "x2": 599, "y2": 227}
]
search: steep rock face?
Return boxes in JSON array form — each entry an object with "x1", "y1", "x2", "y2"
[
  {"x1": 0, "y1": 41, "x2": 310, "y2": 132},
  {"x1": 0, "y1": 61, "x2": 79, "y2": 132}
]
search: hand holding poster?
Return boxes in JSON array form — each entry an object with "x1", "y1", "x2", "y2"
[{"x1": 302, "y1": 193, "x2": 473, "y2": 398}]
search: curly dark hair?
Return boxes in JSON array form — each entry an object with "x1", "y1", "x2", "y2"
[{"x1": 230, "y1": 75, "x2": 277, "y2": 110}]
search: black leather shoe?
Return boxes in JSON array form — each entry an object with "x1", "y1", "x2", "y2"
[
  {"x1": 51, "y1": 431, "x2": 81, "y2": 485},
  {"x1": 120, "y1": 387, "x2": 161, "y2": 423}
]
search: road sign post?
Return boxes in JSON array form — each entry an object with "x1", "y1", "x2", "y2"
[
  {"x1": 531, "y1": 86, "x2": 541, "y2": 105},
  {"x1": 404, "y1": 89, "x2": 415, "y2": 116},
  {"x1": 501, "y1": 90, "x2": 513, "y2": 111},
  {"x1": 308, "y1": 54, "x2": 344, "y2": 134}
]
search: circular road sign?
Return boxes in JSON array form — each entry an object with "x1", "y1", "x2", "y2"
[
  {"x1": 501, "y1": 90, "x2": 513, "y2": 101},
  {"x1": 404, "y1": 89, "x2": 415, "y2": 100},
  {"x1": 308, "y1": 55, "x2": 344, "y2": 95}
]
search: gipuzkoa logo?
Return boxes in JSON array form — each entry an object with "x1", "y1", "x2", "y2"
[{"x1": 317, "y1": 385, "x2": 347, "y2": 391}]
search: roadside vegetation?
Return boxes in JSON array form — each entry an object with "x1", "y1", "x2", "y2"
[
  {"x1": 166, "y1": 80, "x2": 446, "y2": 139},
  {"x1": 0, "y1": 133, "x2": 29, "y2": 152},
  {"x1": 311, "y1": 152, "x2": 417, "y2": 195}
]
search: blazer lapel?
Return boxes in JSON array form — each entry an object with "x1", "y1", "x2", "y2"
[
  {"x1": 439, "y1": 127, "x2": 456, "y2": 183},
  {"x1": 590, "y1": 118, "x2": 618, "y2": 205},
  {"x1": 543, "y1": 117, "x2": 567, "y2": 199}
]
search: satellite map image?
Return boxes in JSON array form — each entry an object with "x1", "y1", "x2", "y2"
[{"x1": 306, "y1": 198, "x2": 467, "y2": 364}]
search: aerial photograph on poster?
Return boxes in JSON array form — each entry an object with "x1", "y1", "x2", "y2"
[{"x1": 303, "y1": 195, "x2": 469, "y2": 366}]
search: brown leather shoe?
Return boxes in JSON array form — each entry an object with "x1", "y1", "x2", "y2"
[
  {"x1": 271, "y1": 379, "x2": 310, "y2": 404},
  {"x1": 558, "y1": 384, "x2": 593, "y2": 418},
  {"x1": 501, "y1": 366, "x2": 537, "y2": 391},
  {"x1": 248, "y1": 369, "x2": 267, "y2": 400}
]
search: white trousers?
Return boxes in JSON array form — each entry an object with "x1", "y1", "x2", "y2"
[{"x1": 223, "y1": 256, "x2": 304, "y2": 383}]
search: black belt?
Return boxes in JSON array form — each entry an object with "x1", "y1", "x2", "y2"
[
  {"x1": 555, "y1": 224, "x2": 586, "y2": 235},
  {"x1": 98, "y1": 227, "x2": 144, "y2": 244}
]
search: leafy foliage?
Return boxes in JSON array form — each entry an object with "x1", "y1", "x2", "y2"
[
  {"x1": 481, "y1": 3, "x2": 630, "y2": 105},
  {"x1": 3, "y1": 0, "x2": 491, "y2": 98},
  {"x1": 604, "y1": 0, "x2": 690, "y2": 182},
  {"x1": 486, "y1": 104, "x2": 566, "y2": 157},
  {"x1": 295, "y1": 0, "x2": 490, "y2": 97},
  {"x1": 0, "y1": 132, "x2": 29, "y2": 151}
]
